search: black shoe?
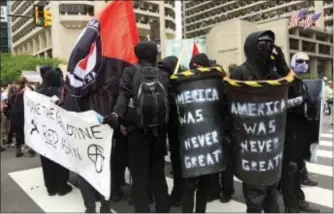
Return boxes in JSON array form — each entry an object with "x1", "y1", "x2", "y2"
[
  {"x1": 301, "y1": 178, "x2": 318, "y2": 186},
  {"x1": 28, "y1": 149, "x2": 36, "y2": 157},
  {"x1": 100, "y1": 202, "x2": 112, "y2": 213},
  {"x1": 284, "y1": 208, "x2": 300, "y2": 213},
  {"x1": 128, "y1": 197, "x2": 133, "y2": 205},
  {"x1": 299, "y1": 201, "x2": 320, "y2": 213},
  {"x1": 57, "y1": 184, "x2": 72, "y2": 196},
  {"x1": 220, "y1": 195, "x2": 232, "y2": 203},
  {"x1": 16, "y1": 148, "x2": 23, "y2": 157},
  {"x1": 48, "y1": 191, "x2": 56, "y2": 196},
  {"x1": 0, "y1": 147, "x2": 6, "y2": 152},
  {"x1": 85, "y1": 208, "x2": 96, "y2": 213},
  {"x1": 169, "y1": 195, "x2": 182, "y2": 207},
  {"x1": 110, "y1": 191, "x2": 124, "y2": 202}
]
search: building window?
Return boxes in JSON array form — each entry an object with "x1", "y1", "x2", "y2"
[
  {"x1": 319, "y1": 44, "x2": 331, "y2": 55},
  {"x1": 46, "y1": 49, "x2": 52, "y2": 58},
  {"x1": 316, "y1": 34, "x2": 328, "y2": 42},
  {"x1": 59, "y1": 4, "x2": 94, "y2": 16},
  {"x1": 289, "y1": 38, "x2": 299, "y2": 50},
  {"x1": 301, "y1": 41, "x2": 315, "y2": 52}
]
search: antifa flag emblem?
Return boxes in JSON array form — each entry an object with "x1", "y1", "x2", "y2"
[
  {"x1": 66, "y1": 1, "x2": 139, "y2": 98},
  {"x1": 67, "y1": 19, "x2": 103, "y2": 97}
]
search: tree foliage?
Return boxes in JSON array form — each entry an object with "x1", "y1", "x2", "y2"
[{"x1": 0, "y1": 54, "x2": 63, "y2": 85}]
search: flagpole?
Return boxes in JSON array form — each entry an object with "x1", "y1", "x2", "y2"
[{"x1": 173, "y1": 47, "x2": 184, "y2": 75}]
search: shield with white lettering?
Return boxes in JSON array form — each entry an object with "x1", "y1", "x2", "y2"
[
  {"x1": 224, "y1": 74, "x2": 294, "y2": 186},
  {"x1": 172, "y1": 71, "x2": 226, "y2": 178}
]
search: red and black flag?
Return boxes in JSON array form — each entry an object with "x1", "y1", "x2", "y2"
[
  {"x1": 66, "y1": 1, "x2": 139, "y2": 99},
  {"x1": 192, "y1": 42, "x2": 199, "y2": 57}
]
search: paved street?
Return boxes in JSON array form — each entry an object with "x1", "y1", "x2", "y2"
[{"x1": 1, "y1": 115, "x2": 333, "y2": 213}]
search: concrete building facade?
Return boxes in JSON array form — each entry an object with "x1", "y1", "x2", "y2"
[
  {"x1": 182, "y1": 0, "x2": 333, "y2": 39},
  {"x1": 206, "y1": 18, "x2": 333, "y2": 78},
  {"x1": 11, "y1": 0, "x2": 176, "y2": 61},
  {"x1": 0, "y1": 0, "x2": 10, "y2": 53}
]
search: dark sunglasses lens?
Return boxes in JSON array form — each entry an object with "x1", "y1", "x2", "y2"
[
  {"x1": 296, "y1": 59, "x2": 309, "y2": 64},
  {"x1": 257, "y1": 42, "x2": 266, "y2": 50},
  {"x1": 257, "y1": 41, "x2": 273, "y2": 51}
]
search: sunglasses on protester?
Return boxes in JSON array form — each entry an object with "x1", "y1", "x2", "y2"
[
  {"x1": 257, "y1": 40, "x2": 273, "y2": 51},
  {"x1": 296, "y1": 59, "x2": 309, "y2": 64}
]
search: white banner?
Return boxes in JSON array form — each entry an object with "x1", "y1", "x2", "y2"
[{"x1": 23, "y1": 90, "x2": 113, "y2": 199}]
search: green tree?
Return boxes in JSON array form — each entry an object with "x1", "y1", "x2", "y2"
[{"x1": 0, "y1": 54, "x2": 63, "y2": 85}]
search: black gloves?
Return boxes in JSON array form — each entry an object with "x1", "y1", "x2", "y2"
[
  {"x1": 273, "y1": 45, "x2": 290, "y2": 76},
  {"x1": 103, "y1": 112, "x2": 119, "y2": 129}
]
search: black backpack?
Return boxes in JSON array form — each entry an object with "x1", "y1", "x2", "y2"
[{"x1": 133, "y1": 66, "x2": 169, "y2": 129}]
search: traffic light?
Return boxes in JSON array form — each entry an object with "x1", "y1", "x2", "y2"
[
  {"x1": 43, "y1": 9, "x2": 52, "y2": 27},
  {"x1": 33, "y1": 5, "x2": 44, "y2": 27}
]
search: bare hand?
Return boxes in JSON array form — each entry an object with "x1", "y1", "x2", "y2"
[{"x1": 120, "y1": 125, "x2": 127, "y2": 136}]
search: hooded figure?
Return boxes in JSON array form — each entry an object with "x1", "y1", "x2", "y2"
[
  {"x1": 38, "y1": 69, "x2": 62, "y2": 97},
  {"x1": 189, "y1": 53, "x2": 211, "y2": 69},
  {"x1": 37, "y1": 65, "x2": 53, "y2": 90},
  {"x1": 36, "y1": 69, "x2": 72, "y2": 197},
  {"x1": 231, "y1": 30, "x2": 289, "y2": 81},
  {"x1": 188, "y1": 54, "x2": 235, "y2": 205},
  {"x1": 157, "y1": 56, "x2": 185, "y2": 206},
  {"x1": 106, "y1": 41, "x2": 170, "y2": 213},
  {"x1": 279, "y1": 52, "x2": 320, "y2": 213},
  {"x1": 229, "y1": 30, "x2": 290, "y2": 213}
]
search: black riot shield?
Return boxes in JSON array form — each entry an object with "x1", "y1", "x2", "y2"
[
  {"x1": 302, "y1": 79, "x2": 324, "y2": 161},
  {"x1": 171, "y1": 68, "x2": 226, "y2": 178},
  {"x1": 224, "y1": 73, "x2": 294, "y2": 186}
]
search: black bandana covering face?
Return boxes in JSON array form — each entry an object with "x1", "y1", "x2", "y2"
[{"x1": 256, "y1": 34, "x2": 274, "y2": 63}]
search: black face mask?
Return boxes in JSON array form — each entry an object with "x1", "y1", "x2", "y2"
[{"x1": 256, "y1": 35, "x2": 274, "y2": 63}]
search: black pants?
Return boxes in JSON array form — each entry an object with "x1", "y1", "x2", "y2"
[
  {"x1": 79, "y1": 177, "x2": 110, "y2": 211},
  {"x1": 111, "y1": 134, "x2": 128, "y2": 194},
  {"x1": 128, "y1": 129, "x2": 169, "y2": 213},
  {"x1": 182, "y1": 175, "x2": 210, "y2": 213},
  {"x1": 242, "y1": 182, "x2": 279, "y2": 213},
  {"x1": 220, "y1": 144, "x2": 234, "y2": 197},
  {"x1": 7, "y1": 122, "x2": 14, "y2": 144},
  {"x1": 299, "y1": 160, "x2": 309, "y2": 182},
  {"x1": 168, "y1": 129, "x2": 183, "y2": 200},
  {"x1": 14, "y1": 127, "x2": 24, "y2": 149},
  {"x1": 280, "y1": 161, "x2": 305, "y2": 212},
  {"x1": 208, "y1": 173, "x2": 220, "y2": 199},
  {"x1": 40, "y1": 156, "x2": 69, "y2": 194}
]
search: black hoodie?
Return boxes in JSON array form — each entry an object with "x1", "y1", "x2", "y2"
[
  {"x1": 230, "y1": 30, "x2": 282, "y2": 81},
  {"x1": 158, "y1": 56, "x2": 178, "y2": 75},
  {"x1": 189, "y1": 53, "x2": 211, "y2": 69},
  {"x1": 37, "y1": 65, "x2": 53, "y2": 90},
  {"x1": 113, "y1": 41, "x2": 168, "y2": 119},
  {"x1": 37, "y1": 69, "x2": 62, "y2": 98}
]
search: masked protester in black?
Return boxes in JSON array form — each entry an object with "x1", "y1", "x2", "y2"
[
  {"x1": 37, "y1": 68, "x2": 72, "y2": 197},
  {"x1": 230, "y1": 30, "x2": 286, "y2": 213},
  {"x1": 37, "y1": 65, "x2": 53, "y2": 90},
  {"x1": 209, "y1": 59, "x2": 235, "y2": 204},
  {"x1": 157, "y1": 56, "x2": 184, "y2": 207},
  {"x1": 175, "y1": 53, "x2": 216, "y2": 213},
  {"x1": 105, "y1": 41, "x2": 170, "y2": 213},
  {"x1": 61, "y1": 78, "x2": 114, "y2": 213},
  {"x1": 277, "y1": 56, "x2": 320, "y2": 213},
  {"x1": 10, "y1": 77, "x2": 29, "y2": 157}
]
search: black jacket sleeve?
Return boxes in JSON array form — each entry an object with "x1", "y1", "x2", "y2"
[
  {"x1": 229, "y1": 65, "x2": 246, "y2": 81},
  {"x1": 113, "y1": 66, "x2": 135, "y2": 118}
]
